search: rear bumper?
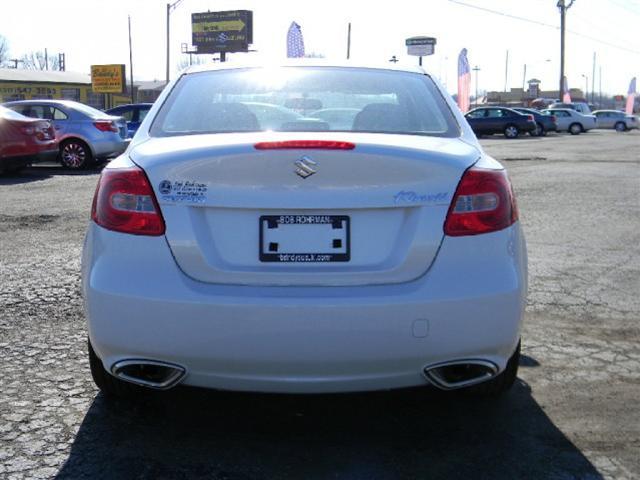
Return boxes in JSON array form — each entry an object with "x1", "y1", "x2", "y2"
[
  {"x1": 1, "y1": 147, "x2": 58, "y2": 169},
  {"x1": 82, "y1": 223, "x2": 527, "y2": 393},
  {"x1": 92, "y1": 138, "x2": 128, "y2": 158}
]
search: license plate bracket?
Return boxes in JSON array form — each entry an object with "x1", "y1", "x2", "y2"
[{"x1": 259, "y1": 215, "x2": 350, "y2": 262}]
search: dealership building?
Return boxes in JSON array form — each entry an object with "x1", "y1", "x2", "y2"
[{"x1": 0, "y1": 69, "x2": 165, "y2": 109}]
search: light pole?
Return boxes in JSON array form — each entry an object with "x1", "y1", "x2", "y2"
[
  {"x1": 166, "y1": 0, "x2": 185, "y2": 84},
  {"x1": 581, "y1": 74, "x2": 588, "y2": 102},
  {"x1": 473, "y1": 65, "x2": 481, "y2": 107},
  {"x1": 557, "y1": 0, "x2": 576, "y2": 99}
]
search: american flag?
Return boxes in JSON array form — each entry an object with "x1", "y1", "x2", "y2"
[
  {"x1": 287, "y1": 22, "x2": 305, "y2": 58},
  {"x1": 626, "y1": 77, "x2": 636, "y2": 115},
  {"x1": 457, "y1": 48, "x2": 470, "y2": 113},
  {"x1": 562, "y1": 76, "x2": 572, "y2": 103}
]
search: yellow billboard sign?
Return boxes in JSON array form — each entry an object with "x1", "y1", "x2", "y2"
[{"x1": 91, "y1": 64, "x2": 126, "y2": 94}]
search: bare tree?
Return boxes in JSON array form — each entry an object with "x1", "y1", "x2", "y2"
[
  {"x1": 176, "y1": 54, "x2": 209, "y2": 72},
  {"x1": 20, "y1": 50, "x2": 61, "y2": 71},
  {"x1": 0, "y1": 35, "x2": 9, "y2": 66}
]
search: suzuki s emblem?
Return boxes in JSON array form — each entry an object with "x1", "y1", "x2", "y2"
[{"x1": 294, "y1": 155, "x2": 318, "y2": 179}]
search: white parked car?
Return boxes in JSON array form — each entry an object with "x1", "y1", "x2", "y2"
[
  {"x1": 82, "y1": 61, "x2": 527, "y2": 398},
  {"x1": 548, "y1": 101, "x2": 592, "y2": 115},
  {"x1": 592, "y1": 110, "x2": 638, "y2": 132},
  {"x1": 542, "y1": 108, "x2": 598, "y2": 134}
]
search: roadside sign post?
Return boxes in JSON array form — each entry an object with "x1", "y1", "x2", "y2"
[
  {"x1": 192, "y1": 10, "x2": 253, "y2": 62},
  {"x1": 405, "y1": 37, "x2": 436, "y2": 66},
  {"x1": 90, "y1": 64, "x2": 126, "y2": 109}
]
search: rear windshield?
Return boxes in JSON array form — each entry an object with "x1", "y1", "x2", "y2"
[
  {"x1": 0, "y1": 106, "x2": 28, "y2": 120},
  {"x1": 150, "y1": 67, "x2": 459, "y2": 138},
  {"x1": 70, "y1": 102, "x2": 107, "y2": 118}
]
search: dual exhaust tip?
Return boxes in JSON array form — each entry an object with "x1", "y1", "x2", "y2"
[
  {"x1": 112, "y1": 360, "x2": 186, "y2": 390},
  {"x1": 111, "y1": 359, "x2": 497, "y2": 392},
  {"x1": 423, "y1": 360, "x2": 498, "y2": 390}
]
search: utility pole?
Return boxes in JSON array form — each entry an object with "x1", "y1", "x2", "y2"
[
  {"x1": 558, "y1": 0, "x2": 576, "y2": 98},
  {"x1": 599, "y1": 65, "x2": 602, "y2": 107},
  {"x1": 346, "y1": 23, "x2": 351, "y2": 60},
  {"x1": 473, "y1": 65, "x2": 481, "y2": 107},
  {"x1": 44, "y1": 48, "x2": 48, "y2": 70},
  {"x1": 166, "y1": 0, "x2": 184, "y2": 84},
  {"x1": 504, "y1": 50, "x2": 509, "y2": 93},
  {"x1": 591, "y1": 52, "x2": 596, "y2": 104},
  {"x1": 582, "y1": 74, "x2": 588, "y2": 101},
  {"x1": 129, "y1": 15, "x2": 135, "y2": 104}
]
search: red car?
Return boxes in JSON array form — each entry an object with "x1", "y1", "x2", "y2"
[{"x1": 0, "y1": 105, "x2": 57, "y2": 174}]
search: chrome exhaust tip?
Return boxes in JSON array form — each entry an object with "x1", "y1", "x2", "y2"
[
  {"x1": 111, "y1": 360, "x2": 186, "y2": 390},
  {"x1": 423, "y1": 360, "x2": 498, "y2": 390}
]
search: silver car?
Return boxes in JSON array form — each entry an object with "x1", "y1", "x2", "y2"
[
  {"x1": 592, "y1": 110, "x2": 639, "y2": 132},
  {"x1": 2, "y1": 100, "x2": 128, "y2": 169},
  {"x1": 542, "y1": 108, "x2": 598, "y2": 135}
]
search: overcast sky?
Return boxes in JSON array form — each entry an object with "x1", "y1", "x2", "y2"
[{"x1": 1, "y1": 0, "x2": 638, "y2": 94}]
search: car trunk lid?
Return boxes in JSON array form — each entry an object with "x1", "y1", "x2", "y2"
[{"x1": 131, "y1": 132, "x2": 479, "y2": 286}]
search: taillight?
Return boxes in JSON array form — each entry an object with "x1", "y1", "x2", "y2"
[
  {"x1": 94, "y1": 120, "x2": 119, "y2": 132},
  {"x1": 254, "y1": 140, "x2": 355, "y2": 150},
  {"x1": 34, "y1": 121, "x2": 53, "y2": 141},
  {"x1": 551, "y1": 115, "x2": 557, "y2": 123},
  {"x1": 444, "y1": 167, "x2": 518, "y2": 236},
  {"x1": 91, "y1": 167, "x2": 165, "y2": 236},
  {"x1": 527, "y1": 115, "x2": 534, "y2": 122}
]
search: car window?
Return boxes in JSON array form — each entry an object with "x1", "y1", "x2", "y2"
[
  {"x1": 486, "y1": 109, "x2": 505, "y2": 118},
  {"x1": 151, "y1": 67, "x2": 460, "y2": 137},
  {"x1": 23, "y1": 105, "x2": 53, "y2": 120},
  {"x1": 118, "y1": 108, "x2": 135, "y2": 121},
  {"x1": 138, "y1": 107, "x2": 150, "y2": 122},
  {"x1": 53, "y1": 108, "x2": 68, "y2": 120},
  {"x1": 466, "y1": 109, "x2": 486, "y2": 119}
]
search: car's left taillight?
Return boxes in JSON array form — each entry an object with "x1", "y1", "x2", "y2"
[
  {"x1": 444, "y1": 167, "x2": 518, "y2": 236},
  {"x1": 91, "y1": 166, "x2": 165, "y2": 236}
]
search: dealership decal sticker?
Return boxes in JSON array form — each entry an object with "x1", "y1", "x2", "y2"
[{"x1": 159, "y1": 180, "x2": 208, "y2": 203}]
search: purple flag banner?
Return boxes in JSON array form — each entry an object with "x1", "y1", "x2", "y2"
[
  {"x1": 626, "y1": 77, "x2": 636, "y2": 115},
  {"x1": 457, "y1": 49, "x2": 470, "y2": 113},
  {"x1": 287, "y1": 22, "x2": 305, "y2": 58}
]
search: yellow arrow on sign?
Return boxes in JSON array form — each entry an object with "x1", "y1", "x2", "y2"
[{"x1": 193, "y1": 19, "x2": 245, "y2": 33}]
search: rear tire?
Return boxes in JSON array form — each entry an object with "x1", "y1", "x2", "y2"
[
  {"x1": 614, "y1": 121, "x2": 627, "y2": 132},
  {"x1": 88, "y1": 339, "x2": 145, "y2": 399},
  {"x1": 569, "y1": 123, "x2": 582, "y2": 135},
  {"x1": 59, "y1": 139, "x2": 94, "y2": 169},
  {"x1": 466, "y1": 341, "x2": 520, "y2": 396},
  {"x1": 504, "y1": 125, "x2": 519, "y2": 139}
]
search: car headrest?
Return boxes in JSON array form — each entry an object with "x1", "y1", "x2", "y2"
[{"x1": 352, "y1": 103, "x2": 410, "y2": 132}]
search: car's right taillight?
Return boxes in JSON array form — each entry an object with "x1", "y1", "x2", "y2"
[
  {"x1": 91, "y1": 166, "x2": 165, "y2": 236},
  {"x1": 93, "y1": 120, "x2": 119, "y2": 133},
  {"x1": 444, "y1": 167, "x2": 518, "y2": 236}
]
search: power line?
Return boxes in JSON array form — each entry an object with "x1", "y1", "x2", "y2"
[
  {"x1": 607, "y1": 0, "x2": 640, "y2": 16},
  {"x1": 447, "y1": 0, "x2": 640, "y2": 55}
]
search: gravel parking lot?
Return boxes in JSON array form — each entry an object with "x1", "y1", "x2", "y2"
[{"x1": 1, "y1": 130, "x2": 639, "y2": 479}]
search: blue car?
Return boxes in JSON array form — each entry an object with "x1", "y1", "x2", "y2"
[{"x1": 105, "y1": 103, "x2": 152, "y2": 138}]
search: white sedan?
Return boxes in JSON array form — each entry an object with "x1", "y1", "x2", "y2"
[
  {"x1": 542, "y1": 107, "x2": 598, "y2": 134},
  {"x1": 82, "y1": 61, "x2": 527, "y2": 398}
]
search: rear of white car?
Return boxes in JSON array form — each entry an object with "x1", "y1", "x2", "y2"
[{"x1": 82, "y1": 63, "x2": 527, "y2": 396}]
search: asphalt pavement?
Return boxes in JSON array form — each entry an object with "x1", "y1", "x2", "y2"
[{"x1": 0, "y1": 129, "x2": 638, "y2": 479}]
